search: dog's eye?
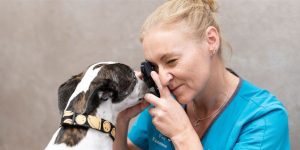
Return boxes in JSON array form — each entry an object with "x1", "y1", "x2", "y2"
[
  {"x1": 97, "y1": 91, "x2": 103, "y2": 99},
  {"x1": 97, "y1": 91, "x2": 113, "y2": 101}
]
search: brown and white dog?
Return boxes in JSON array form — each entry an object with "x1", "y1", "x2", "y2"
[{"x1": 45, "y1": 62, "x2": 148, "y2": 150}]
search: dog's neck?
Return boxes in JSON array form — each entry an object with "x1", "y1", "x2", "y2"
[{"x1": 96, "y1": 99, "x2": 117, "y2": 125}]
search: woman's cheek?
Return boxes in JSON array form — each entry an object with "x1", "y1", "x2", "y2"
[{"x1": 176, "y1": 89, "x2": 195, "y2": 104}]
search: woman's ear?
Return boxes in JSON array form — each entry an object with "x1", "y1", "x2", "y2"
[{"x1": 205, "y1": 26, "x2": 220, "y2": 56}]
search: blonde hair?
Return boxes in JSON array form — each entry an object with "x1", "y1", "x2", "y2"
[{"x1": 140, "y1": 0, "x2": 224, "y2": 56}]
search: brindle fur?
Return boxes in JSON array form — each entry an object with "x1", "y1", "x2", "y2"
[{"x1": 53, "y1": 63, "x2": 137, "y2": 146}]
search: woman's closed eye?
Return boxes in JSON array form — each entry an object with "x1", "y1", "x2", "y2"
[{"x1": 166, "y1": 59, "x2": 178, "y2": 65}]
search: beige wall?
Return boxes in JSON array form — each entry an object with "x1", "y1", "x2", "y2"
[{"x1": 0, "y1": 0, "x2": 299, "y2": 149}]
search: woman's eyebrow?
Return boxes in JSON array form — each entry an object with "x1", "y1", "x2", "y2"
[
  {"x1": 146, "y1": 52, "x2": 177, "y2": 65},
  {"x1": 160, "y1": 52, "x2": 173, "y2": 62}
]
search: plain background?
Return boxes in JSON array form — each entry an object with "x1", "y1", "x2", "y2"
[{"x1": 0, "y1": 0, "x2": 299, "y2": 149}]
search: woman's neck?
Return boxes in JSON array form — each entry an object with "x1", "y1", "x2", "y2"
[{"x1": 191, "y1": 59, "x2": 239, "y2": 117}]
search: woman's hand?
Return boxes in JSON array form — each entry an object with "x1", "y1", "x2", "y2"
[
  {"x1": 144, "y1": 71, "x2": 195, "y2": 141},
  {"x1": 117, "y1": 101, "x2": 149, "y2": 123}
]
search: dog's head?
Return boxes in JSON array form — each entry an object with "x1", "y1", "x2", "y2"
[{"x1": 58, "y1": 62, "x2": 147, "y2": 116}]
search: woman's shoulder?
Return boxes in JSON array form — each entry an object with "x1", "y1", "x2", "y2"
[
  {"x1": 230, "y1": 79, "x2": 288, "y2": 131},
  {"x1": 238, "y1": 79, "x2": 286, "y2": 109},
  {"x1": 226, "y1": 69, "x2": 286, "y2": 111},
  {"x1": 224, "y1": 79, "x2": 290, "y2": 149}
]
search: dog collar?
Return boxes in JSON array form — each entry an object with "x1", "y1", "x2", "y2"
[{"x1": 60, "y1": 110, "x2": 116, "y2": 141}]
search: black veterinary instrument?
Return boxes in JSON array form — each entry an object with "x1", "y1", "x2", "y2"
[{"x1": 140, "y1": 61, "x2": 160, "y2": 97}]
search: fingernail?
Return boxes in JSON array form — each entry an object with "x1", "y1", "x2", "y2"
[
  {"x1": 150, "y1": 71, "x2": 156, "y2": 76},
  {"x1": 144, "y1": 93, "x2": 150, "y2": 99}
]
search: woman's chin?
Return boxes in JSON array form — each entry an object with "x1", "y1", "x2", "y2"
[{"x1": 176, "y1": 95, "x2": 192, "y2": 105}]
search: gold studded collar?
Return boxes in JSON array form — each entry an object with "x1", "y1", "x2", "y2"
[{"x1": 61, "y1": 110, "x2": 116, "y2": 141}]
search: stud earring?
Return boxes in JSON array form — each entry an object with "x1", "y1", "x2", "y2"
[{"x1": 209, "y1": 49, "x2": 216, "y2": 56}]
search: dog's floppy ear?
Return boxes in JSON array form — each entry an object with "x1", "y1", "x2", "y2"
[
  {"x1": 58, "y1": 72, "x2": 83, "y2": 114},
  {"x1": 83, "y1": 79, "x2": 118, "y2": 114}
]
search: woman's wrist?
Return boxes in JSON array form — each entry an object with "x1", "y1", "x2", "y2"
[
  {"x1": 116, "y1": 113, "x2": 131, "y2": 125},
  {"x1": 113, "y1": 115, "x2": 131, "y2": 150}
]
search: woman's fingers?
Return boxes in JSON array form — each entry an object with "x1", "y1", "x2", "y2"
[
  {"x1": 134, "y1": 71, "x2": 143, "y2": 80},
  {"x1": 148, "y1": 107, "x2": 157, "y2": 117},
  {"x1": 145, "y1": 71, "x2": 175, "y2": 109},
  {"x1": 150, "y1": 71, "x2": 171, "y2": 97},
  {"x1": 144, "y1": 93, "x2": 163, "y2": 108},
  {"x1": 148, "y1": 107, "x2": 163, "y2": 122}
]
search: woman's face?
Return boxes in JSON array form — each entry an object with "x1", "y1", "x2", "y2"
[{"x1": 142, "y1": 22, "x2": 214, "y2": 104}]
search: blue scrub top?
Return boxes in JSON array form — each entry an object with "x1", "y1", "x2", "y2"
[{"x1": 128, "y1": 79, "x2": 290, "y2": 150}]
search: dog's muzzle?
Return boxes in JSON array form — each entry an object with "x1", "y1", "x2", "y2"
[{"x1": 60, "y1": 110, "x2": 116, "y2": 141}]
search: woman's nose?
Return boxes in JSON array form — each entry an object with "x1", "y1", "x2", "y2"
[{"x1": 158, "y1": 68, "x2": 173, "y2": 86}]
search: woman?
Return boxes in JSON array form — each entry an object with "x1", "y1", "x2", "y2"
[{"x1": 114, "y1": 0, "x2": 290, "y2": 149}]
